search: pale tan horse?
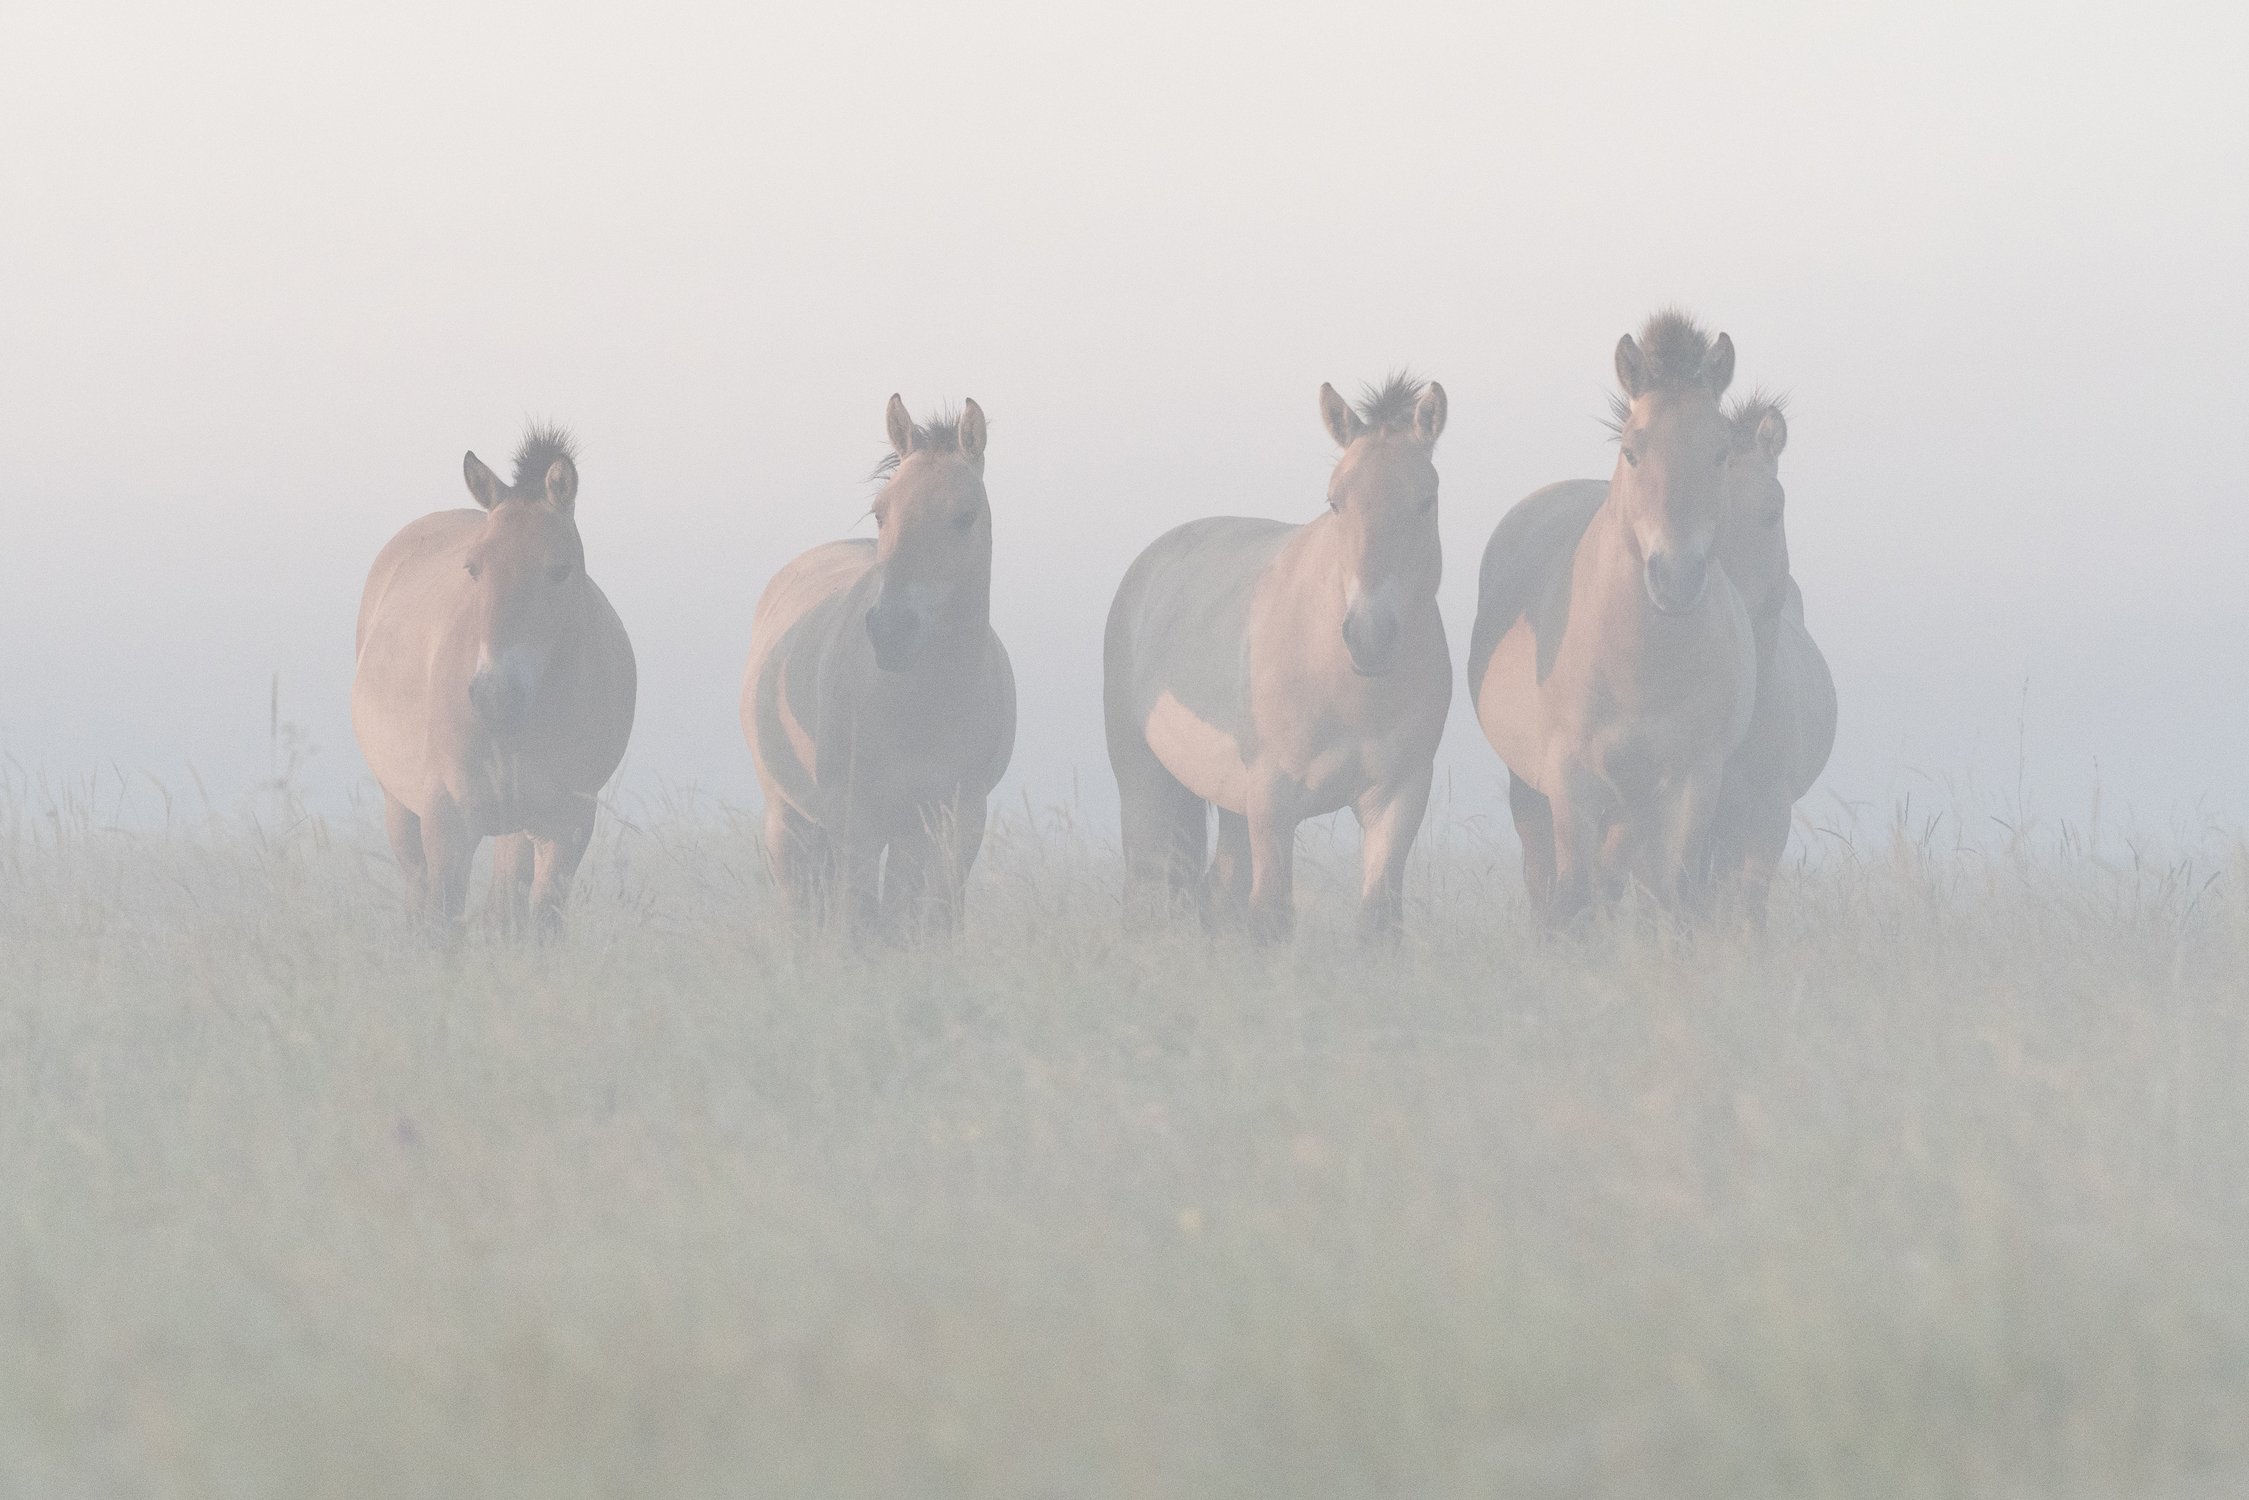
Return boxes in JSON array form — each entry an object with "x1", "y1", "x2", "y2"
[
  {"x1": 740, "y1": 396, "x2": 1016, "y2": 939},
  {"x1": 1701, "y1": 394, "x2": 1836, "y2": 918},
  {"x1": 1468, "y1": 313, "x2": 1754, "y2": 922},
  {"x1": 353, "y1": 426, "x2": 637, "y2": 934},
  {"x1": 1104, "y1": 375, "x2": 1451, "y2": 941}
]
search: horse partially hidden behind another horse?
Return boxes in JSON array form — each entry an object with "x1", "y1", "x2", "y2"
[
  {"x1": 1468, "y1": 312, "x2": 1754, "y2": 923},
  {"x1": 1701, "y1": 394, "x2": 1836, "y2": 918},
  {"x1": 1105, "y1": 374, "x2": 1452, "y2": 941},
  {"x1": 740, "y1": 396, "x2": 1016, "y2": 940},
  {"x1": 353, "y1": 426, "x2": 637, "y2": 935}
]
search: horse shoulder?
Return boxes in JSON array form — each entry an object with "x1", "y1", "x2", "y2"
[{"x1": 744, "y1": 541, "x2": 876, "y2": 821}]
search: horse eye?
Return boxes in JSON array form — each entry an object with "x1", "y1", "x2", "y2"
[
  {"x1": 955, "y1": 507, "x2": 978, "y2": 532},
  {"x1": 547, "y1": 562, "x2": 572, "y2": 582},
  {"x1": 464, "y1": 559, "x2": 481, "y2": 580},
  {"x1": 1622, "y1": 449, "x2": 1639, "y2": 468}
]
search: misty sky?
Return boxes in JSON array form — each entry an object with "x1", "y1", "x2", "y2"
[{"x1": 3, "y1": 2, "x2": 2244, "y2": 841}]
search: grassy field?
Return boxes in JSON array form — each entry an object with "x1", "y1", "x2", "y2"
[{"x1": 2, "y1": 776, "x2": 2246, "y2": 1499}]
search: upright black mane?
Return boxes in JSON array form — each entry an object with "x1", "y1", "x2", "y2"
[
  {"x1": 1353, "y1": 371, "x2": 1427, "y2": 434},
  {"x1": 511, "y1": 423, "x2": 579, "y2": 489},
  {"x1": 871, "y1": 405, "x2": 968, "y2": 483}
]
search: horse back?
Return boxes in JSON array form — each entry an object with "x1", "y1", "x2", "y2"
[{"x1": 1105, "y1": 516, "x2": 1295, "y2": 757}]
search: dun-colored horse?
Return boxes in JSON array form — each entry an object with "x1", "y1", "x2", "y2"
[
  {"x1": 353, "y1": 426, "x2": 637, "y2": 934},
  {"x1": 740, "y1": 396, "x2": 1016, "y2": 939},
  {"x1": 1105, "y1": 375, "x2": 1451, "y2": 940},
  {"x1": 1469, "y1": 313, "x2": 1754, "y2": 922},
  {"x1": 1702, "y1": 395, "x2": 1836, "y2": 917}
]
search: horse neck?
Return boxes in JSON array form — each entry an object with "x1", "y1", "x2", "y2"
[{"x1": 1283, "y1": 511, "x2": 1353, "y2": 622}]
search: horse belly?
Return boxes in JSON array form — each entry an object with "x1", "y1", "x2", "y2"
[
  {"x1": 1475, "y1": 621, "x2": 1557, "y2": 792},
  {"x1": 1144, "y1": 690, "x2": 1252, "y2": 810}
]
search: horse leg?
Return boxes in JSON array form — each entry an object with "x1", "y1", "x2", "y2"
[
  {"x1": 529, "y1": 813, "x2": 595, "y2": 937},
  {"x1": 383, "y1": 792, "x2": 429, "y2": 918},
  {"x1": 1507, "y1": 773, "x2": 1556, "y2": 911},
  {"x1": 836, "y1": 834, "x2": 886, "y2": 946},
  {"x1": 1354, "y1": 767, "x2": 1433, "y2": 943},
  {"x1": 487, "y1": 833, "x2": 534, "y2": 936},
  {"x1": 1544, "y1": 763, "x2": 1612, "y2": 929},
  {"x1": 1655, "y1": 763, "x2": 1726, "y2": 920},
  {"x1": 1117, "y1": 745, "x2": 1206, "y2": 928},
  {"x1": 764, "y1": 799, "x2": 832, "y2": 922},
  {"x1": 1727, "y1": 792, "x2": 1793, "y2": 928},
  {"x1": 1209, "y1": 809, "x2": 1252, "y2": 927},
  {"x1": 1244, "y1": 773, "x2": 1300, "y2": 944},
  {"x1": 886, "y1": 795, "x2": 985, "y2": 939},
  {"x1": 416, "y1": 799, "x2": 478, "y2": 939}
]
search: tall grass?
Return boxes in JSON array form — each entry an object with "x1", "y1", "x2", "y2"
[{"x1": 2, "y1": 771, "x2": 2245, "y2": 1498}]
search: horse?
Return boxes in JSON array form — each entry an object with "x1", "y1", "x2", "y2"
[
  {"x1": 1701, "y1": 394, "x2": 1836, "y2": 918},
  {"x1": 740, "y1": 396, "x2": 1016, "y2": 940},
  {"x1": 352, "y1": 426, "x2": 637, "y2": 935},
  {"x1": 1104, "y1": 374, "x2": 1451, "y2": 941},
  {"x1": 1467, "y1": 312, "x2": 1755, "y2": 923}
]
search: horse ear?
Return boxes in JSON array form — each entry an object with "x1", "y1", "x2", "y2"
[
  {"x1": 543, "y1": 456, "x2": 578, "y2": 514},
  {"x1": 956, "y1": 398, "x2": 987, "y2": 467},
  {"x1": 1701, "y1": 333, "x2": 1736, "y2": 397},
  {"x1": 1318, "y1": 383, "x2": 1363, "y2": 448},
  {"x1": 463, "y1": 451, "x2": 505, "y2": 510},
  {"x1": 1756, "y1": 405, "x2": 1788, "y2": 459},
  {"x1": 885, "y1": 393, "x2": 915, "y2": 458},
  {"x1": 1614, "y1": 335, "x2": 1649, "y2": 398},
  {"x1": 1412, "y1": 381, "x2": 1448, "y2": 445}
]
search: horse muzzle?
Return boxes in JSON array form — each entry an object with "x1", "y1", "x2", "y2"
[
  {"x1": 866, "y1": 600, "x2": 926, "y2": 672},
  {"x1": 1341, "y1": 602, "x2": 1403, "y2": 677},
  {"x1": 1642, "y1": 550, "x2": 1711, "y2": 616},
  {"x1": 468, "y1": 658, "x2": 540, "y2": 730}
]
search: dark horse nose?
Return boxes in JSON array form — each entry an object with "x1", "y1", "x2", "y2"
[
  {"x1": 866, "y1": 601, "x2": 920, "y2": 671},
  {"x1": 1643, "y1": 550, "x2": 1710, "y2": 615},
  {"x1": 1342, "y1": 605, "x2": 1401, "y2": 676},
  {"x1": 468, "y1": 667, "x2": 529, "y2": 728}
]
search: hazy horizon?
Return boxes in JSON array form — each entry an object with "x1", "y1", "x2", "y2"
[{"x1": 5, "y1": 1, "x2": 2245, "y2": 835}]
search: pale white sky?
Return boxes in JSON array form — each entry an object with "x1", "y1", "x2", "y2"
[{"x1": 3, "y1": 2, "x2": 2244, "y2": 834}]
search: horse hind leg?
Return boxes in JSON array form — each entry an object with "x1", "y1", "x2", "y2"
[
  {"x1": 1208, "y1": 809, "x2": 1252, "y2": 928},
  {"x1": 1507, "y1": 773, "x2": 1556, "y2": 913},
  {"x1": 383, "y1": 791, "x2": 430, "y2": 920},
  {"x1": 487, "y1": 833, "x2": 535, "y2": 936},
  {"x1": 1115, "y1": 741, "x2": 1207, "y2": 929}
]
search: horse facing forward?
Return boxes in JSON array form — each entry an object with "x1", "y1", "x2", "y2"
[
  {"x1": 1105, "y1": 375, "x2": 1452, "y2": 941},
  {"x1": 1469, "y1": 313, "x2": 1755, "y2": 923},
  {"x1": 352, "y1": 426, "x2": 637, "y2": 934},
  {"x1": 741, "y1": 396, "x2": 1016, "y2": 940},
  {"x1": 1701, "y1": 394, "x2": 1836, "y2": 918}
]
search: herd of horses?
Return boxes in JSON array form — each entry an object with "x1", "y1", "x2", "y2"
[{"x1": 350, "y1": 309, "x2": 1836, "y2": 943}]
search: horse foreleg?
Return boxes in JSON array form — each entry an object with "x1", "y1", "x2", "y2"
[
  {"x1": 1544, "y1": 763, "x2": 1612, "y2": 929},
  {"x1": 1655, "y1": 764, "x2": 1727, "y2": 919},
  {"x1": 416, "y1": 799, "x2": 478, "y2": 939},
  {"x1": 886, "y1": 795, "x2": 985, "y2": 939},
  {"x1": 1354, "y1": 768, "x2": 1433, "y2": 943},
  {"x1": 529, "y1": 812, "x2": 595, "y2": 936},
  {"x1": 488, "y1": 833, "x2": 534, "y2": 936},
  {"x1": 1244, "y1": 774, "x2": 1300, "y2": 944}
]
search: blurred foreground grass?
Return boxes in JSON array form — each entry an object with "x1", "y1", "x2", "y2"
[{"x1": 2, "y1": 776, "x2": 2246, "y2": 1499}]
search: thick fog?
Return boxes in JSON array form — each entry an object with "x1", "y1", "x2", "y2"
[{"x1": 3, "y1": 1, "x2": 2244, "y2": 834}]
